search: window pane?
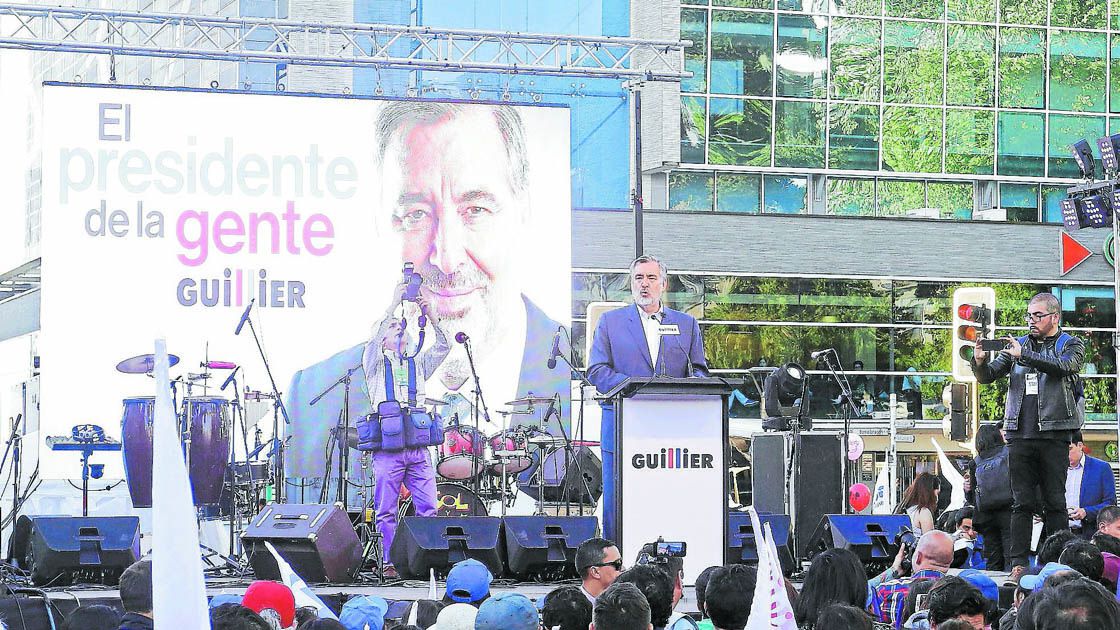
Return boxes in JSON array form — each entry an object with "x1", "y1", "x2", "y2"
[
  {"x1": 999, "y1": 28, "x2": 1045, "y2": 109},
  {"x1": 1000, "y1": 0, "x2": 1046, "y2": 25},
  {"x1": 884, "y1": 21, "x2": 944, "y2": 105},
  {"x1": 878, "y1": 180, "x2": 926, "y2": 216},
  {"x1": 776, "y1": 15, "x2": 827, "y2": 99},
  {"x1": 1048, "y1": 114, "x2": 1105, "y2": 178},
  {"x1": 701, "y1": 277, "x2": 891, "y2": 322},
  {"x1": 775, "y1": 100, "x2": 825, "y2": 168},
  {"x1": 885, "y1": 0, "x2": 942, "y2": 19},
  {"x1": 882, "y1": 106, "x2": 943, "y2": 173},
  {"x1": 1111, "y1": 35, "x2": 1120, "y2": 114},
  {"x1": 716, "y1": 173, "x2": 761, "y2": 213},
  {"x1": 764, "y1": 175, "x2": 807, "y2": 213},
  {"x1": 827, "y1": 178, "x2": 876, "y2": 215},
  {"x1": 945, "y1": 109, "x2": 995, "y2": 175},
  {"x1": 669, "y1": 172, "x2": 714, "y2": 211},
  {"x1": 681, "y1": 96, "x2": 707, "y2": 164},
  {"x1": 1049, "y1": 31, "x2": 1106, "y2": 113},
  {"x1": 1050, "y1": 0, "x2": 1106, "y2": 29},
  {"x1": 1042, "y1": 185, "x2": 1066, "y2": 223},
  {"x1": 947, "y1": 0, "x2": 994, "y2": 22},
  {"x1": 835, "y1": 0, "x2": 881, "y2": 16},
  {"x1": 829, "y1": 103, "x2": 880, "y2": 170},
  {"x1": 713, "y1": 0, "x2": 772, "y2": 7},
  {"x1": 947, "y1": 25, "x2": 994, "y2": 107},
  {"x1": 1000, "y1": 183, "x2": 1038, "y2": 222},
  {"x1": 830, "y1": 18, "x2": 881, "y2": 101},
  {"x1": 708, "y1": 97, "x2": 772, "y2": 165},
  {"x1": 681, "y1": 9, "x2": 708, "y2": 94},
  {"x1": 711, "y1": 11, "x2": 774, "y2": 97},
  {"x1": 928, "y1": 182, "x2": 973, "y2": 219},
  {"x1": 997, "y1": 111, "x2": 1044, "y2": 176}
]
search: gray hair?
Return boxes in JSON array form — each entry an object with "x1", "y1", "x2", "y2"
[
  {"x1": 373, "y1": 101, "x2": 529, "y2": 197},
  {"x1": 1029, "y1": 292, "x2": 1061, "y2": 315},
  {"x1": 258, "y1": 608, "x2": 284, "y2": 630},
  {"x1": 629, "y1": 255, "x2": 668, "y2": 280}
]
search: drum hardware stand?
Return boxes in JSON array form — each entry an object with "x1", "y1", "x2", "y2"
[
  {"x1": 237, "y1": 301, "x2": 293, "y2": 503},
  {"x1": 2, "y1": 414, "x2": 25, "y2": 529},
  {"x1": 816, "y1": 350, "x2": 861, "y2": 516},
  {"x1": 225, "y1": 369, "x2": 250, "y2": 559},
  {"x1": 551, "y1": 330, "x2": 599, "y2": 516},
  {"x1": 458, "y1": 335, "x2": 492, "y2": 498},
  {"x1": 310, "y1": 362, "x2": 363, "y2": 508}
]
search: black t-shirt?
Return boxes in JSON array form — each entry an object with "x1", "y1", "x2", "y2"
[{"x1": 1007, "y1": 358, "x2": 1071, "y2": 443}]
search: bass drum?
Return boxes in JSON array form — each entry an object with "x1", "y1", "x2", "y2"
[{"x1": 398, "y1": 483, "x2": 489, "y2": 521}]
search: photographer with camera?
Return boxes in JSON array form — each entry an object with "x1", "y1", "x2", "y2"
[
  {"x1": 970, "y1": 292, "x2": 1085, "y2": 573},
  {"x1": 868, "y1": 530, "x2": 953, "y2": 629}
]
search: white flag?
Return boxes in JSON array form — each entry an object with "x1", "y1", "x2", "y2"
[
  {"x1": 152, "y1": 340, "x2": 210, "y2": 630},
  {"x1": 265, "y1": 541, "x2": 339, "y2": 620},
  {"x1": 744, "y1": 507, "x2": 797, "y2": 630},
  {"x1": 930, "y1": 437, "x2": 965, "y2": 511},
  {"x1": 762, "y1": 522, "x2": 797, "y2": 629},
  {"x1": 872, "y1": 464, "x2": 895, "y2": 514}
]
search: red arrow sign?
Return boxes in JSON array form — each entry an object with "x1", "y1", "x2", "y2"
[{"x1": 1060, "y1": 231, "x2": 1092, "y2": 275}]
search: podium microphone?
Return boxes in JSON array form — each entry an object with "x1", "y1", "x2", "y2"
[
  {"x1": 546, "y1": 329, "x2": 562, "y2": 369},
  {"x1": 810, "y1": 348, "x2": 835, "y2": 360},
  {"x1": 234, "y1": 299, "x2": 255, "y2": 336}
]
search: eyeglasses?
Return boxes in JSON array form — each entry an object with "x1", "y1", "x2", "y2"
[
  {"x1": 588, "y1": 559, "x2": 624, "y2": 571},
  {"x1": 1025, "y1": 311, "x2": 1057, "y2": 323}
]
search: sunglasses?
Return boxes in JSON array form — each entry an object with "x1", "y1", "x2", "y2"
[{"x1": 588, "y1": 559, "x2": 624, "y2": 571}]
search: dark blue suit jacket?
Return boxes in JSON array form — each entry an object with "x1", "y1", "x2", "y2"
[
  {"x1": 586, "y1": 304, "x2": 709, "y2": 395},
  {"x1": 1078, "y1": 455, "x2": 1116, "y2": 529},
  {"x1": 285, "y1": 296, "x2": 567, "y2": 478}
]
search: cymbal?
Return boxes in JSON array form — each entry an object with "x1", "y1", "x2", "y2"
[
  {"x1": 116, "y1": 353, "x2": 180, "y2": 374},
  {"x1": 424, "y1": 397, "x2": 450, "y2": 406},
  {"x1": 497, "y1": 408, "x2": 535, "y2": 416},
  {"x1": 528, "y1": 434, "x2": 568, "y2": 447},
  {"x1": 505, "y1": 395, "x2": 553, "y2": 406}
]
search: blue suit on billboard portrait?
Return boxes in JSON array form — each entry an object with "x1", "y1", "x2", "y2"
[
  {"x1": 587, "y1": 304, "x2": 710, "y2": 540},
  {"x1": 285, "y1": 295, "x2": 569, "y2": 487}
]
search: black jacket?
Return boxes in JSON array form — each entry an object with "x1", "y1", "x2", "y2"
[
  {"x1": 971, "y1": 330, "x2": 1085, "y2": 432},
  {"x1": 119, "y1": 612, "x2": 155, "y2": 630}
]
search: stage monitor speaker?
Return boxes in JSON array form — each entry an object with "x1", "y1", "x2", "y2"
[
  {"x1": 7, "y1": 515, "x2": 140, "y2": 586},
  {"x1": 518, "y1": 446, "x2": 603, "y2": 504},
  {"x1": 390, "y1": 516, "x2": 504, "y2": 580},
  {"x1": 793, "y1": 432, "x2": 843, "y2": 559},
  {"x1": 502, "y1": 516, "x2": 598, "y2": 580},
  {"x1": 803, "y1": 514, "x2": 912, "y2": 566},
  {"x1": 242, "y1": 504, "x2": 362, "y2": 583},
  {"x1": 750, "y1": 433, "x2": 787, "y2": 514},
  {"x1": 0, "y1": 593, "x2": 62, "y2": 630},
  {"x1": 727, "y1": 511, "x2": 795, "y2": 577}
]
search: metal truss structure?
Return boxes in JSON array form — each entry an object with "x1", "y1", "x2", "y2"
[
  {"x1": 0, "y1": 3, "x2": 690, "y2": 81},
  {"x1": 0, "y1": 258, "x2": 40, "y2": 304}
]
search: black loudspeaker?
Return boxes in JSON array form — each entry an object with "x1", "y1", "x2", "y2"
[
  {"x1": 518, "y1": 446, "x2": 603, "y2": 503},
  {"x1": 750, "y1": 433, "x2": 787, "y2": 514},
  {"x1": 0, "y1": 594, "x2": 61, "y2": 630},
  {"x1": 727, "y1": 511, "x2": 795, "y2": 577},
  {"x1": 803, "y1": 514, "x2": 912, "y2": 566},
  {"x1": 793, "y1": 432, "x2": 844, "y2": 559},
  {"x1": 242, "y1": 504, "x2": 362, "y2": 583},
  {"x1": 502, "y1": 516, "x2": 598, "y2": 580},
  {"x1": 7, "y1": 515, "x2": 139, "y2": 586},
  {"x1": 390, "y1": 517, "x2": 504, "y2": 580}
]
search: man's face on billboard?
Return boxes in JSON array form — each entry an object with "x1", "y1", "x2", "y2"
[{"x1": 379, "y1": 109, "x2": 524, "y2": 342}]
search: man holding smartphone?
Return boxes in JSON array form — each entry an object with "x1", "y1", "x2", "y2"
[{"x1": 971, "y1": 292, "x2": 1086, "y2": 574}]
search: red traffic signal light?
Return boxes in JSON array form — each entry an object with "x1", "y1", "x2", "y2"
[{"x1": 957, "y1": 304, "x2": 991, "y2": 323}]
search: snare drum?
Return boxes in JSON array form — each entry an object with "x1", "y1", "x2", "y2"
[
  {"x1": 486, "y1": 430, "x2": 532, "y2": 475},
  {"x1": 436, "y1": 425, "x2": 485, "y2": 480},
  {"x1": 398, "y1": 482, "x2": 488, "y2": 520}
]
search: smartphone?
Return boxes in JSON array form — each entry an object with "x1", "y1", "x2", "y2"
[
  {"x1": 978, "y1": 339, "x2": 1009, "y2": 352},
  {"x1": 656, "y1": 541, "x2": 687, "y2": 557}
]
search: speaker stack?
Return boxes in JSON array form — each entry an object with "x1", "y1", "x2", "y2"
[
  {"x1": 242, "y1": 503, "x2": 363, "y2": 583},
  {"x1": 7, "y1": 515, "x2": 140, "y2": 587},
  {"x1": 803, "y1": 514, "x2": 912, "y2": 570}
]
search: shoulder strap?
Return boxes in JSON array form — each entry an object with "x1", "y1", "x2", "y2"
[
  {"x1": 382, "y1": 356, "x2": 395, "y2": 402},
  {"x1": 1055, "y1": 332, "x2": 1073, "y2": 353},
  {"x1": 406, "y1": 357, "x2": 417, "y2": 407}
]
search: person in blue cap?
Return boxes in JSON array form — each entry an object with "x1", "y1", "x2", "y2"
[
  {"x1": 475, "y1": 593, "x2": 538, "y2": 630},
  {"x1": 444, "y1": 559, "x2": 493, "y2": 607},
  {"x1": 1019, "y1": 562, "x2": 1077, "y2": 592},
  {"x1": 338, "y1": 595, "x2": 388, "y2": 630}
]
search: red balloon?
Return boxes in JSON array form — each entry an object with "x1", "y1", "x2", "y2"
[{"x1": 849, "y1": 483, "x2": 871, "y2": 512}]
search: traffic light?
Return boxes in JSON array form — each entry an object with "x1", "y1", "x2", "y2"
[{"x1": 952, "y1": 287, "x2": 996, "y2": 382}]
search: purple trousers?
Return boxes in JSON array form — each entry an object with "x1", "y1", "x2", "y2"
[{"x1": 373, "y1": 447, "x2": 437, "y2": 563}]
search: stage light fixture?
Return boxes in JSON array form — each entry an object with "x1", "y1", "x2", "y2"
[
  {"x1": 762, "y1": 362, "x2": 807, "y2": 431},
  {"x1": 1081, "y1": 195, "x2": 1112, "y2": 227},
  {"x1": 1071, "y1": 139, "x2": 1096, "y2": 179},
  {"x1": 1097, "y1": 134, "x2": 1120, "y2": 173},
  {"x1": 1060, "y1": 196, "x2": 1084, "y2": 231}
]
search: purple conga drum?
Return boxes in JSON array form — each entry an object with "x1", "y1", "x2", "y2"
[{"x1": 121, "y1": 396, "x2": 231, "y2": 507}]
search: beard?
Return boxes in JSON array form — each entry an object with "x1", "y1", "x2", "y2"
[
  {"x1": 420, "y1": 265, "x2": 512, "y2": 390},
  {"x1": 634, "y1": 293, "x2": 656, "y2": 308}
]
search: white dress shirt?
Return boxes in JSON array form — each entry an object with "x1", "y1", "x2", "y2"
[
  {"x1": 1067, "y1": 458, "x2": 1085, "y2": 528},
  {"x1": 637, "y1": 304, "x2": 663, "y2": 372}
]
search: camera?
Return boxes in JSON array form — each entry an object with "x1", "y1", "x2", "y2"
[
  {"x1": 894, "y1": 526, "x2": 916, "y2": 575},
  {"x1": 401, "y1": 263, "x2": 423, "y2": 302},
  {"x1": 636, "y1": 538, "x2": 687, "y2": 566}
]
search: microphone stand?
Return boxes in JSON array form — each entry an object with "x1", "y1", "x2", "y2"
[
  {"x1": 241, "y1": 313, "x2": 293, "y2": 503},
  {"x1": 553, "y1": 334, "x2": 598, "y2": 516},
  {"x1": 459, "y1": 336, "x2": 491, "y2": 497},
  {"x1": 310, "y1": 362, "x2": 363, "y2": 507},
  {"x1": 226, "y1": 372, "x2": 244, "y2": 558},
  {"x1": 2, "y1": 414, "x2": 25, "y2": 529},
  {"x1": 818, "y1": 350, "x2": 861, "y2": 515}
]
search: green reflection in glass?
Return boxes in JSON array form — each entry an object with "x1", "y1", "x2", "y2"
[
  {"x1": 947, "y1": 0, "x2": 994, "y2": 22},
  {"x1": 1000, "y1": 0, "x2": 1046, "y2": 25},
  {"x1": 947, "y1": 25, "x2": 994, "y2": 107},
  {"x1": 669, "y1": 172, "x2": 714, "y2": 212},
  {"x1": 1048, "y1": 114, "x2": 1104, "y2": 178},
  {"x1": 830, "y1": 18, "x2": 881, "y2": 101},
  {"x1": 681, "y1": 9, "x2": 708, "y2": 94},
  {"x1": 882, "y1": 106, "x2": 943, "y2": 173},
  {"x1": 1111, "y1": 35, "x2": 1120, "y2": 114},
  {"x1": 776, "y1": 15, "x2": 827, "y2": 99},
  {"x1": 713, "y1": 0, "x2": 771, "y2": 6},
  {"x1": 829, "y1": 103, "x2": 880, "y2": 170},
  {"x1": 835, "y1": 0, "x2": 881, "y2": 15},
  {"x1": 827, "y1": 178, "x2": 875, "y2": 215},
  {"x1": 928, "y1": 183, "x2": 973, "y2": 220},
  {"x1": 945, "y1": 109, "x2": 994, "y2": 175},
  {"x1": 878, "y1": 180, "x2": 925, "y2": 216},
  {"x1": 1000, "y1": 183, "x2": 1039, "y2": 222},
  {"x1": 764, "y1": 175, "x2": 807, "y2": 213},
  {"x1": 775, "y1": 100, "x2": 824, "y2": 168},
  {"x1": 886, "y1": 0, "x2": 942, "y2": 18},
  {"x1": 1049, "y1": 30, "x2": 1106, "y2": 113},
  {"x1": 1050, "y1": 0, "x2": 1106, "y2": 29},
  {"x1": 708, "y1": 97, "x2": 772, "y2": 166},
  {"x1": 884, "y1": 21, "x2": 944, "y2": 105},
  {"x1": 997, "y1": 111, "x2": 1044, "y2": 176},
  {"x1": 716, "y1": 173, "x2": 761, "y2": 213},
  {"x1": 711, "y1": 11, "x2": 774, "y2": 97},
  {"x1": 999, "y1": 28, "x2": 1045, "y2": 109},
  {"x1": 681, "y1": 96, "x2": 707, "y2": 164}
]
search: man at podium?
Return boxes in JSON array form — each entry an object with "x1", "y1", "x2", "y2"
[{"x1": 587, "y1": 254, "x2": 710, "y2": 539}]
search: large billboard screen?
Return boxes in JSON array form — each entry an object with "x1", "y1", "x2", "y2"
[{"x1": 39, "y1": 84, "x2": 572, "y2": 483}]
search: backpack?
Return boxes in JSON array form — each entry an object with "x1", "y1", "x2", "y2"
[
  {"x1": 974, "y1": 445, "x2": 1013, "y2": 512},
  {"x1": 1016, "y1": 332, "x2": 1084, "y2": 400}
]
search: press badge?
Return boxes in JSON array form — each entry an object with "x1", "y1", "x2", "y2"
[
  {"x1": 1026, "y1": 373, "x2": 1039, "y2": 395},
  {"x1": 658, "y1": 324, "x2": 681, "y2": 335}
]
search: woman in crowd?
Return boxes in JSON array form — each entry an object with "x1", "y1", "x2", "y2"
[
  {"x1": 792, "y1": 548, "x2": 891, "y2": 630},
  {"x1": 897, "y1": 473, "x2": 940, "y2": 535},
  {"x1": 965, "y1": 424, "x2": 1013, "y2": 571}
]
